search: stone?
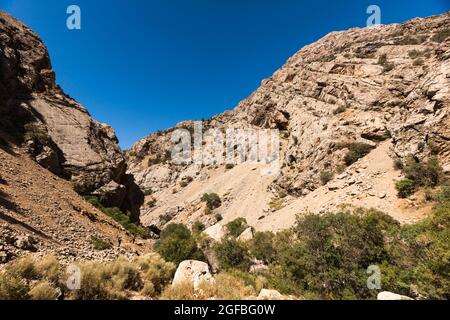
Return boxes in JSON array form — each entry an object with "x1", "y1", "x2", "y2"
[
  {"x1": 203, "y1": 224, "x2": 227, "y2": 242},
  {"x1": 377, "y1": 291, "x2": 414, "y2": 300},
  {"x1": 172, "y1": 260, "x2": 215, "y2": 290},
  {"x1": 237, "y1": 227, "x2": 254, "y2": 242},
  {"x1": 258, "y1": 289, "x2": 284, "y2": 300}
]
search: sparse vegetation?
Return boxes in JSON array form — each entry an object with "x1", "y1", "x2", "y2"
[
  {"x1": 343, "y1": 143, "x2": 375, "y2": 166},
  {"x1": 226, "y1": 218, "x2": 248, "y2": 238},
  {"x1": 90, "y1": 236, "x2": 112, "y2": 251},
  {"x1": 378, "y1": 54, "x2": 395, "y2": 72},
  {"x1": 85, "y1": 196, "x2": 152, "y2": 239},
  {"x1": 201, "y1": 193, "x2": 222, "y2": 211},
  {"x1": 431, "y1": 28, "x2": 450, "y2": 43},
  {"x1": 396, "y1": 179, "x2": 416, "y2": 198},
  {"x1": 192, "y1": 220, "x2": 205, "y2": 234},
  {"x1": 320, "y1": 171, "x2": 334, "y2": 185}
]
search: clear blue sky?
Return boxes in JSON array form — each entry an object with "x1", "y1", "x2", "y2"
[{"x1": 1, "y1": 0, "x2": 449, "y2": 148}]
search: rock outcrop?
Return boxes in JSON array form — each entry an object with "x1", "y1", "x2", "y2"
[
  {"x1": 126, "y1": 12, "x2": 450, "y2": 231},
  {"x1": 172, "y1": 260, "x2": 215, "y2": 290},
  {"x1": 0, "y1": 11, "x2": 143, "y2": 220}
]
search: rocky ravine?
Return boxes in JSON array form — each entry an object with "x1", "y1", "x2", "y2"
[
  {"x1": 0, "y1": 11, "x2": 143, "y2": 221},
  {"x1": 127, "y1": 12, "x2": 450, "y2": 232}
]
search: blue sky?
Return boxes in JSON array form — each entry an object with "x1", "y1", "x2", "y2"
[{"x1": 1, "y1": 0, "x2": 449, "y2": 148}]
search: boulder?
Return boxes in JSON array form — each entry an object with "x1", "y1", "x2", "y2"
[
  {"x1": 258, "y1": 289, "x2": 284, "y2": 300},
  {"x1": 237, "y1": 227, "x2": 254, "y2": 242},
  {"x1": 377, "y1": 291, "x2": 414, "y2": 300},
  {"x1": 204, "y1": 224, "x2": 227, "y2": 242},
  {"x1": 172, "y1": 260, "x2": 215, "y2": 290}
]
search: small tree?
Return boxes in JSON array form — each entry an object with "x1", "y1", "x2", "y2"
[
  {"x1": 226, "y1": 218, "x2": 248, "y2": 238},
  {"x1": 395, "y1": 179, "x2": 416, "y2": 198},
  {"x1": 155, "y1": 224, "x2": 205, "y2": 265},
  {"x1": 201, "y1": 193, "x2": 222, "y2": 211},
  {"x1": 213, "y1": 239, "x2": 250, "y2": 271}
]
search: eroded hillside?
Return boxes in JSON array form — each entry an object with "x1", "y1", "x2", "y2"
[{"x1": 127, "y1": 12, "x2": 450, "y2": 232}]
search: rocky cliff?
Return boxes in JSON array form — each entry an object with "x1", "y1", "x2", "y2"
[
  {"x1": 127, "y1": 12, "x2": 450, "y2": 231},
  {"x1": 0, "y1": 11, "x2": 143, "y2": 221}
]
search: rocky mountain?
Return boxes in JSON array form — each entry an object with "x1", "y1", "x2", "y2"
[
  {"x1": 0, "y1": 11, "x2": 143, "y2": 221},
  {"x1": 127, "y1": 12, "x2": 450, "y2": 232}
]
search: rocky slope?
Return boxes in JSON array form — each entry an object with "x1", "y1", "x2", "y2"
[
  {"x1": 127, "y1": 12, "x2": 450, "y2": 231},
  {"x1": 0, "y1": 11, "x2": 143, "y2": 221}
]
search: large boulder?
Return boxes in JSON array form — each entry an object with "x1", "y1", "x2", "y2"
[
  {"x1": 172, "y1": 260, "x2": 215, "y2": 290},
  {"x1": 203, "y1": 224, "x2": 227, "y2": 242},
  {"x1": 377, "y1": 291, "x2": 414, "y2": 300}
]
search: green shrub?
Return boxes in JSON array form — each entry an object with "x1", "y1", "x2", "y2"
[
  {"x1": 214, "y1": 239, "x2": 251, "y2": 271},
  {"x1": 344, "y1": 143, "x2": 374, "y2": 166},
  {"x1": 403, "y1": 157, "x2": 443, "y2": 188},
  {"x1": 396, "y1": 179, "x2": 416, "y2": 198},
  {"x1": 435, "y1": 186, "x2": 450, "y2": 204},
  {"x1": 86, "y1": 196, "x2": 152, "y2": 239},
  {"x1": 155, "y1": 224, "x2": 206, "y2": 265},
  {"x1": 90, "y1": 236, "x2": 112, "y2": 251},
  {"x1": 393, "y1": 158, "x2": 404, "y2": 170},
  {"x1": 320, "y1": 171, "x2": 334, "y2": 185},
  {"x1": 225, "y1": 163, "x2": 235, "y2": 170},
  {"x1": 226, "y1": 218, "x2": 248, "y2": 238},
  {"x1": 249, "y1": 232, "x2": 276, "y2": 263},
  {"x1": 192, "y1": 221, "x2": 205, "y2": 234},
  {"x1": 201, "y1": 193, "x2": 222, "y2": 211}
]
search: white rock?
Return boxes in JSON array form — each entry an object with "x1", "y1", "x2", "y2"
[
  {"x1": 377, "y1": 291, "x2": 414, "y2": 300},
  {"x1": 172, "y1": 260, "x2": 215, "y2": 290},
  {"x1": 203, "y1": 224, "x2": 227, "y2": 242},
  {"x1": 258, "y1": 289, "x2": 284, "y2": 300},
  {"x1": 237, "y1": 227, "x2": 254, "y2": 242}
]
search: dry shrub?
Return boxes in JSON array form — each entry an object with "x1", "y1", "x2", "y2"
[
  {"x1": 134, "y1": 253, "x2": 176, "y2": 296},
  {"x1": 29, "y1": 281, "x2": 59, "y2": 300},
  {"x1": 160, "y1": 281, "x2": 198, "y2": 300},
  {"x1": 199, "y1": 273, "x2": 256, "y2": 300},
  {"x1": 35, "y1": 255, "x2": 60, "y2": 283}
]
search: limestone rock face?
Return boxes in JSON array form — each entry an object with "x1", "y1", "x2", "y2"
[
  {"x1": 172, "y1": 260, "x2": 215, "y2": 290},
  {"x1": 0, "y1": 11, "x2": 143, "y2": 220},
  {"x1": 126, "y1": 12, "x2": 450, "y2": 230}
]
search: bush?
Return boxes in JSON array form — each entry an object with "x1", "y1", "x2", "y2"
[
  {"x1": 91, "y1": 236, "x2": 112, "y2": 251},
  {"x1": 344, "y1": 143, "x2": 374, "y2": 166},
  {"x1": 226, "y1": 218, "x2": 248, "y2": 238},
  {"x1": 393, "y1": 158, "x2": 404, "y2": 170},
  {"x1": 29, "y1": 281, "x2": 59, "y2": 300},
  {"x1": 86, "y1": 196, "x2": 152, "y2": 239},
  {"x1": 155, "y1": 224, "x2": 206, "y2": 265},
  {"x1": 0, "y1": 272, "x2": 29, "y2": 300},
  {"x1": 215, "y1": 214, "x2": 223, "y2": 222},
  {"x1": 435, "y1": 186, "x2": 450, "y2": 204},
  {"x1": 134, "y1": 253, "x2": 175, "y2": 295},
  {"x1": 403, "y1": 157, "x2": 443, "y2": 188},
  {"x1": 249, "y1": 232, "x2": 276, "y2": 263},
  {"x1": 378, "y1": 54, "x2": 395, "y2": 72},
  {"x1": 214, "y1": 239, "x2": 251, "y2": 271},
  {"x1": 192, "y1": 221, "x2": 205, "y2": 234},
  {"x1": 320, "y1": 171, "x2": 334, "y2": 185},
  {"x1": 201, "y1": 193, "x2": 222, "y2": 211},
  {"x1": 225, "y1": 164, "x2": 235, "y2": 170},
  {"x1": 199, "y1": 273, "x2": 256, "y2": 300},
  {"x1": 160, "y1": 282, "x2": 198, "y2": 300},
  {"x1": 396, "y1": 179, "x2": 416, "y2": 198}
]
